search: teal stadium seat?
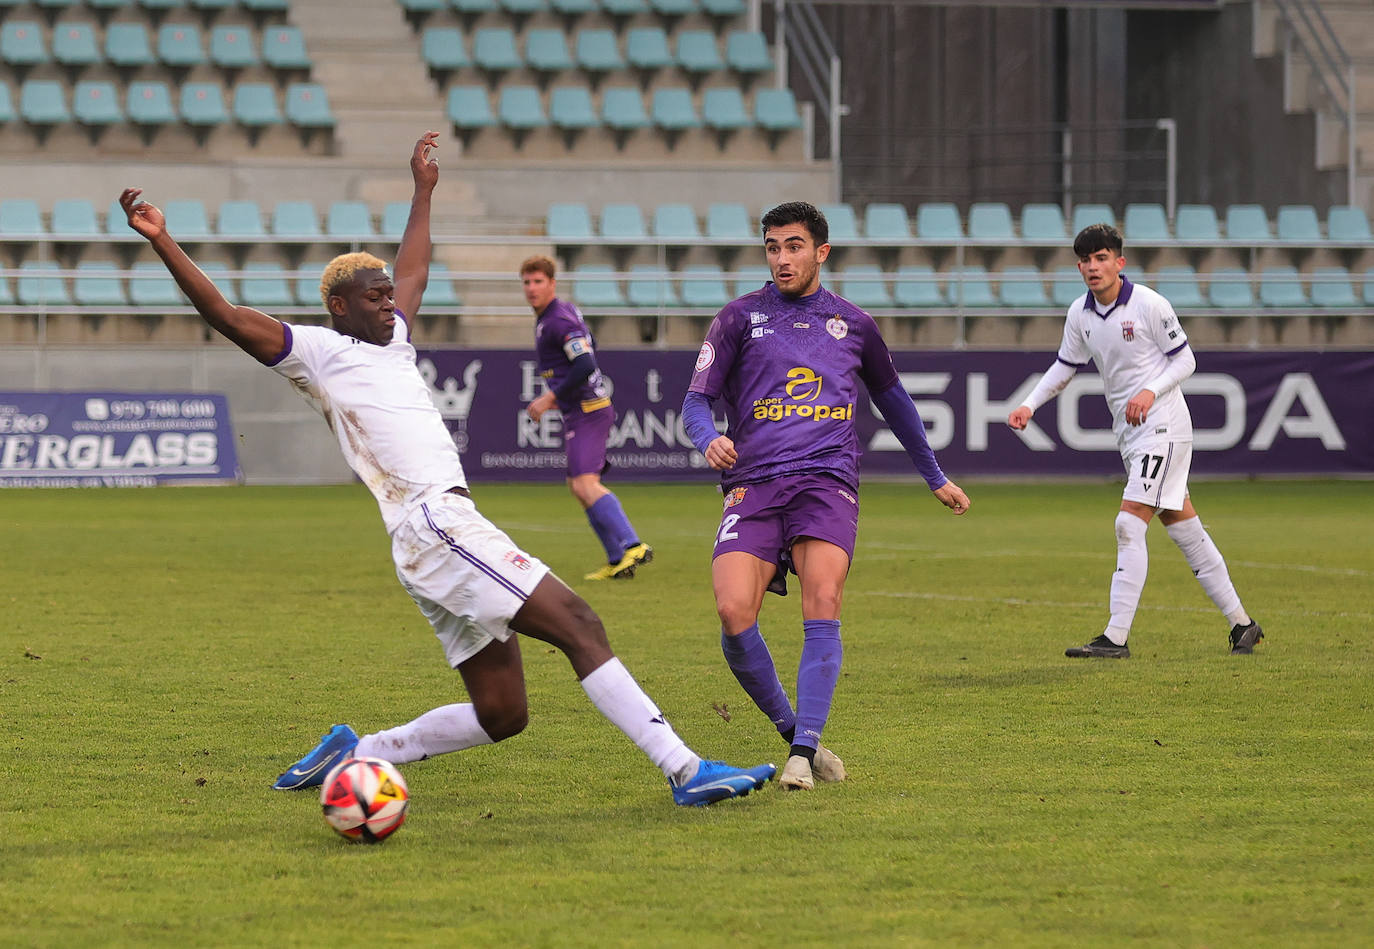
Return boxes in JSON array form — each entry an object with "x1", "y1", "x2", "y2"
[
  {"x1": 838, "y1": 265, "x2": 893, "y2": 309},
  {"x1": 725, "y1": 31, "x2": 771, "y2": 80},
  {"x1": 1224, "y1": 204, "x2": 1270, "y2": 242},
  {"x1": 650, "y1": 0, "x2": 697, "y2": 17},
  {"x1": 0, "y1": 199, "x2": 44, "y2": 236},
  {"x1": 326, "y1": 201, "x2": 375, "y2": 239},
  {"x1": 381, "y1": 202, "x2": 410, "y2": 240},
  {"x1": 732, "y1": 265, "x2": 770, "y2": 296},
  {"x1": 551, "y1": 0, "x2": 598, "y2": 19},
  {"x1": 863, "y1": 204, "x2": 910, "y2": 241},
  {"x1": 74, "y1": 261, "x2": 127, "y2": 307},
  {"x1": 650, "y1": 87, "x2": 699, "y2": 132},
  {"x1": 1071, "y1": 203, "x2": 1115, "y2": 233},
  {"x1": 105, "y1": 197, "x2": 127, "y2": 235},
  {"x1": 127, "y1": 81, "x2": 176, "y2": 128},
  {"x1": 501, "y1": 0, "x2": 548, "y2": 17},
  {"x1": 181, "y1": 82, "x2": 229, "y2": 128},
  {"x1": 217, "y1": 200, "x2": 266, "y2": 238},
  {"x1": 702, "y1": 0, "x2": 746, "y2": 14},
  {"x1": 572, "y1": 266, "x2": 627, "y2": 308},
  {"x1": 575, "y1": 29, "x2": 624, "y2": 75},
  {"x1": 448, "y1": 85, "x2": 496, "y2": 134},
  {"x1": 286, "y1": 83, "x2": 334, "y2": 129},
  {"x1": 1174, "y1": 204, "x2": 1221, "y2": 242},
  {"x1": 998, "y1": 266, "x2": 1049, "y2": 308},
  {"x1": 1206, "y1": 268, "x2": 1255, "y2": 309},
  {"x1": 653, "y1": 203, "x2": 700, "y2": 239},
  {"x1": 294, "y1": 261, "x2": 330, "y2": 306},
  {"x1": 422, "y1": 27, "x2": 470, "y2": 74},
  {"x1": 473, "y1": 28, "x2": 521, "y2": 73},
  {"x1": 399, "y1": 0, "x2": 447, "y2": 17},
  {"x1": 53, "y1": 23, "x2": 100, "y2": 68},
  {"x1": 893, "y1": 265, "x2": 946, "y2": 308},
  {"x1": 164, "y1": 199, "x2": 210, "y2": 239},
  {"x1": 233, "y1": 83, "x2": 282, "y2": 128},
  {"x1": 498, "y1": 85, "x2": 548, "y2": 130},
  {"x1": 550, "y1": 86, "x2": 598, "y2": 132},
  {"x1": 244, "y1": 0, "x2": 292, "y2": 12},
  {"x1": 1275, "y1": 205, "x2": 1322, "y2": 243},
  {"x1": 105, "y1": 22, "x2": 155, "y2": 68},
  {"x1": 627, "y1": 265, "x2": 682, "y2": 308},
  {"x1": 547, "y1": 202, "x2": 594, "y2": 240},
  {"x1": 211, "y1": 26, "x2": 259, "y2": 69},
  {"x1": 525, "y1": 28, "x2": 573, "y2": 77},
  {"x1": 1020, "y1": 203, "x2": 1066, "y2": 242},
  {"x1": 143, "y1": 0, "x2": 189, "y2": 12},
  {"x1": 707, "y1": 202, "x2": 751, "y2": 241},
  {"x1": 1050, "y1": 266, "x2": 1084, "y2": 307},
  {"x1": 239, "y1": 262, "x2": 295, "y2": 308},
  {"x1": 600, "y1": 0, "x2": 648, "y2": 16},
  {"x1": 950, "y1": 265, "x2": 996, "y2": 307},
  {"x1": 1123, "y1": 203, "x2": 1171, "y2": 242},
  {"x1": 819, "y1": 203, "x2": 858, "y2": 242},
  {"x1": 675, "y1": 29, "x2": 722, "y2": 83},
  {"x1": 51, "y1": 199, "x2": 101, "y2": 238},
  {"x1": 917, "y1": 203, "x2": 964, "y2": 241},
  {"x1": 680, "y1": 264, "x2": 730, "y2": 307},
  {"x1": 73, "y1": 80, "x2": 123, "y2": 127},
  {"x1": 452, "y1": 0, "x2": 499, "y2": 17},
  {"x1": 130, "y1": 262, "x2": 186, "y2": 307},
  {"x1": 191, "y1": 0, "x2": 237, "y2": 13},
  {"x1": 199, "y1": 260, "x2": 236, "y2": 299},
  {"x1": 2, "y1": 22, "x2": 48, "y2": 67},
  {"x1": 625, "y1": 27, "x2": 672, "y2": 72},
  {"x1": 1309, "y1": 266, "x2": 1358, "y2": 308},
  {"x1": 966, "y1": 202, "x2": 1013, "y2": 241},
  {"x1": 87, "y1": 0, "x2": 134, "y2": 13},
  {"x1": 158, "y1": 24, "x2": 205, "y2": 68},
  {"x1": 20, "y1": 80, "x2": 71, "y2": 125},
  {"x1": 423, "y1": 264, "x2": 462, "y2": 308},
  {"x1": 1153, "y1": 265, "x2": 1206, "y2": 309},
  {"x1": 600, "y1": 203, "x2": 647, "y2": 239},
  {"x1": 754, "y1": 88, "x2": 801, "y2": 133},
  {"x1": 272, "y1": 200, "x2": 322, "y2": 238},
  {"x1": 601, "y1": 86, "x2": 648, "y2": 133},
  {"x1": 18, "y1": 262, "x2": 70, "y2": 307},
  {"x1": 1326, "y1": 205, "x2": 1372, "y2": 243},
  {"x1": 263, "y1": 26, "x2": 311, "y2": 71},
  {"x1": 1258, "y1": 266, "x2": 1308, "y2": 307},
  {"x1": 702, "y1": 87, "x2": 750, "y2": 133}
]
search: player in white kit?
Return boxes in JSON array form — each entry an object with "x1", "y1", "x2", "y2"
[
  {"x1": 118, "y1": 132, "x2": 775, "y2": 806},
  {"x1": 1008, "y1": 223, "x2": 1263, "y2": 658}
]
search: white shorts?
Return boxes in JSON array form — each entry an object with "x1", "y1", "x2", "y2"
[
  {"x1": 391, "y1": 491, "x2": 551, "y2": 668},
  {"x1": 1120, "y1": 440, "x2": 1191, "y2": 511}
]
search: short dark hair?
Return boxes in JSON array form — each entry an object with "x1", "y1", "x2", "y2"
[
  {"x1": 1073, "y1": 223, "x2": 1123, "y2": 258},
  {"x1": 761, "y1": 201, "x2": 829, "y2": 246}
]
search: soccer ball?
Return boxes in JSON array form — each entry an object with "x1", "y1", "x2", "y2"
[{"x1": 320, "y1": 756, "x2": 409, "y2": 843}]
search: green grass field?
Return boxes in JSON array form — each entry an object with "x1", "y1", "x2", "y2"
[{"x1": 3, "y1": 479, "x2": 1371, "y2": 948}]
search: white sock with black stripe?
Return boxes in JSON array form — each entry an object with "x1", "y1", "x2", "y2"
[
  {"x1": 1104, "y1": 511, "x2": 1149, "y2": 645},
  {"x1": 1166, "y1": 517, "x2": 1250, "y2": 627}
]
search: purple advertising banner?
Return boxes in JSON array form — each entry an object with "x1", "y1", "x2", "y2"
[
  {"x1": 0, "y1": 392, "x2": 241, "y2": 487},
  {"x1": 415, "y1": 350, "x2": 1374, "y2": 481}
]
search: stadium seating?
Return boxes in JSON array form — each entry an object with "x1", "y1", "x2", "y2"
[
  {"x1": 627, "y1": 264, "x2": 681, "y2": 307},
  {"x1": 753, "y1": 87, "x2": 800, "y2": 133},
  {"x1": 819, "y1": 203, "x2": 858, "y2": 242},
  {"x1": 0, "y1": 80, "x2": 14, "y2": 124},
  {"x1": 285, "y1": 83, "x2": 334, "y2": 131},
  {"x1": 1122, "y1": 203, "x2": 1170, "y2": 242},
  {"x1": 1, "y1": 21, "x2": 47, "y2": 68},
  {"x1": 1071, "y1": 203, "x2": 1115, "y2": 232},
  {"x1": 572, "y1": 265, "x2": 627, "y2": 307},
  {"x1": 233, "y1": 82, "x2": 283, "y2": 131},
  {"x1": 575, "y1": 28, "x2": 624, "y2": 79},
  {"x1": 326, "y1": 201, "x2": 376, "y2": 239},
  {"x1": 1050, "y1": 266, "x2": 1084, "y2": 307},
  {"x1": 679, "y1": 264, "x2": 730, "y2": 307},
  {"x1": 423, "y1": 264, "x2": 462, "y2": 308},
  {"x1": 650, "y1": 87, "x2": 699, "y2": 136},
  {"x1": 73, "y1": 80, "x2": 123, "y2": 129},
  {"x1": 473, "y1": 27, "x2": 521, "y2": 74},
  {"x1": 601, "y1": 86, "x2": 648, "y2": 139},
  {"x1": 164, "y1": 199, "x2": 211, "y2": 239},
  {"x1": 1206, "y1": 268, "x2": 1255, "y2": 308},
  {"x1": 549, "y1": 85, "x2": 598, "y2": 137},
  {"x1": 272, "y1": 200, "x2": 321, "y2": 238},
  {"x1": 525, "y1": 28, "x2": 574, "y2": 80},
  {"x1": 52, "y1": 23, "x2": 100, "y2": 68},
  {"x1": 240, "y1": 262, "x2": 295, "y2": 307},
  {"x1": 381, "y1": 202, "x2": 411, "y2": 240},
  {"x1": 1275, "y1": 205, "x2": 1322, "y2": 243},
  {"x1": 74, "y1": 261, "x2": 127, "y2": 307},
  {"x1": 157, "y1": 24, "x2": 206, "y2": 68},
  {"x1": 18, "y1": 262, "x2": 71, "y2": 307},
  {"x1": 498, "y1": 85, "x2": 548, "y2": 134},
  {"x1": 950, "y1": 265, "x2": 996, "y2": 306},
  {"x1": 262, "y1": 26, "x2": 311, "y2": 71},
  {"x1": 211, "y1": 26, "x2": 259, "y2": 70},
  {"x1": 0, "y1": 198, "x2": 45, "y2": 236},
  {"x1": 966, "y1": 203, "x2": 1012, "y2": 241},
  {"x1": 106, "y1": 23, "x2": 156, "y2": 68},
  {"x1": 998, "y1": 266, "x2": 1049, "y2": 308},
  {"x1": 625, "y1": 27, "x2": 672, "y2": 74},
  {"x1": 51, "y1": 199, "x2": 101, "y2": 238},
  {"x1": 1326, "y1": 205, "x2": 1372, "y2": 243},
  {"x1": 1020, "y1": 203, "x2": 1066, "y2": 242},
  {"x1": 127, "y1": 81, "x2": 177, "y2": 130},
  {"x1": 893, "y1": 265, "x2": 946, "y2": 308},
  {"x1": 129, "y1": 261, "x2": 185, "y2": 307},
  {"x1": 652, "y1": 203, "x2": 700, "y2": 239},
  {"x1": 600, "y1": 203, "x2": 647, "y2": 239},
  {"x1": 1174, "y1": 204, "x2": 1221, "y2": 242},
  {"x1": 448, "y1": 85, "x2": 496, "y2": 140},
  {"x1": 1153, "y1": 265, "x2": 1206, "y2": 309},
  {"x1": 217, "y1": 200, "x2": 266, "y2": 238},
  {"x1": 422, "y1": 26, "x2": 470, "y2": 75},
  {"x1": 1224, "y1": 204, "x2": 1270, "y2": 241},
  {"x1": 917, "y1": 203, "x2": 964, "y2": 241},
  {"x1": 863, "y1": 203, "x2": 911, "y2": 242},
  {"x1": 181, "y1": 83, "x2": 229, "y2": 129},
  {"x1": 675, "y1": 29, "x2": 723, "y2": 85},
  {"x1": 702, "y1": 87, "x2": 750, "y2": 138},
  {"x1": 1258, "y1": 266, "x2": 1308, "y2": 307},
  {"x1": 547, "y1": 202, "x2": 594, "y2": 240},
  {"x1": 725, "y1": 31, "x2": 771, "y2": 83},
  {"x1": 20, "y1": 79, "x2": 71, "y2": 127},
  {"x1": 1309, "y1": 266, "x2": 1358, "y2": 308},
  {"x1": 838, "y1": 265, "x2": 892, "y2": 308}
]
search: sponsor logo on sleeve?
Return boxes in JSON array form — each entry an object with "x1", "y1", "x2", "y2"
[{"x1": 695, "y1": 341, "x2": 715, "y2": 372}]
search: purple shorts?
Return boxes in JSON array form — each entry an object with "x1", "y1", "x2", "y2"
[
  {"x1": 563, "y1": 404, "x2": 613, "y2": 477},
  {"x1": 712, "y1": 472, "x2": 860, "y2": 595}
]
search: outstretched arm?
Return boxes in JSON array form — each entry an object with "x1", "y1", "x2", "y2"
[
  {"x1": 1008, "y1": 359, "x2": 1078, "y2": 430},
  {"x1": 870, "y1": 382, "x2": 969, "y2": 515},
  {"x1": 119, "y1": 188, "x2": 284, "y2": 364},
  {"x1": 393, "y1": 131, "x2": 440, "y2": 321}
]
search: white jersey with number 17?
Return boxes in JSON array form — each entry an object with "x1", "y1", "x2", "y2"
[{"x1": 1057, "y1": 275, "x2": 1192, "y2": 452}]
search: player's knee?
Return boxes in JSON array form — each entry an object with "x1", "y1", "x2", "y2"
[
  {"x1": 802, "y1": 588, "x2": 843, "y2": 618},
  {"x1": 716, "y1": 599, "x2": 758, "y2": 634},
  {"x1": 477, "y1": 699, "x2": 528, "y2": 742}
]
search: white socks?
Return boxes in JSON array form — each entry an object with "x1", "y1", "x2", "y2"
[
  {"x1": 1105, "y1": 511, "x2": 1150, "y2": 645},
  {"x1": 580, "y1": 657, "x2": 699, "y2": 784},
  {"x1": 354, "y1": 703, "x2": 493, "y2": 764},
  {"x1": 1166, "y1": 517, "x2": 1250, "y2": 627}
]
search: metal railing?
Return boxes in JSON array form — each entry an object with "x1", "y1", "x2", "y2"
[{"x1": 1273, "y1": 0, "x2": 1356, "y2": 206}]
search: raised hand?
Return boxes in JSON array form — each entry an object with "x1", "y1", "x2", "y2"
[
  {"x1": 119, "y1": 188, "x2": 165, "y2": 241},
  {"x1": 411, "y1": 130, "x2": 439, "y2": 192}
]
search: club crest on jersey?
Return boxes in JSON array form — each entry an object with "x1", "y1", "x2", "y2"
[
  {"x1": 504, "y1": 551, "x2": 533, "y2": 570},
  {"x1": 1121, "y1": 320, "x2": 1136, "y2": 342},
  {"x1": 724, "y1": 486, "x2": 748, "y2": 509},
  {"x1": 826, "y1": 316, "x2": 848, "y2": 340}
]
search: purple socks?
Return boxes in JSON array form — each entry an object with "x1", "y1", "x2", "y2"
[
  {"x1": 586, "y1": 493, "x2": 639, "y2": 563},
  {"x1": 793, "y1": 619, "x2": 843, "y2": 752},
  {"x1": 720, "y1": 624, "x2": 796, "y2": 738}
]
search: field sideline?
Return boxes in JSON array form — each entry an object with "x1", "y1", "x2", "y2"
[{"x1": 3, "y1": 479, "x2": 1371, "y2": 948}]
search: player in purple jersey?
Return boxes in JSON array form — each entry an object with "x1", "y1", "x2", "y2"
[
  {"x1": 118, "y1": 132, "x2": 776, "y2": 808},
  {"x1": 521, "y1": 255, "x2": 653, "y2": 581},
  {"x1": 681, "y1": 201, "x2": 971, "y2": 791}
]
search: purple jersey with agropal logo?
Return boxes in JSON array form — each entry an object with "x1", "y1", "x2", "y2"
[
  {"x1": 688, "y1": 281, "x2": 900, "y2": 491},
  {"x1": 535, "y1": 297, "x2": 610, "y2": 416}
]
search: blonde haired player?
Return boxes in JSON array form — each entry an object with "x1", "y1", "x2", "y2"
[
  {"x1": 1008, "y1": 223, "x2": 1263, "y2": 658},
  {"x1": 118, "y1": 131, "x2": 775, "y2": 806}
]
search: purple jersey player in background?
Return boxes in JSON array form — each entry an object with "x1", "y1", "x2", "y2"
[
  {"x1": 522, "y1": 255, "x2": 654, "y2": 581},
  {"x1": 681, "y1": 202, "x2": 972, "y2": 791}
]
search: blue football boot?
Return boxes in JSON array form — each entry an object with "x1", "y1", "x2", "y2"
[
  {"x1": 670, "y1": 759, "x2": 776, "y2": 806},
  {"x1": 272, "y1": 724, "x2": 358, "y2": 790}
]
